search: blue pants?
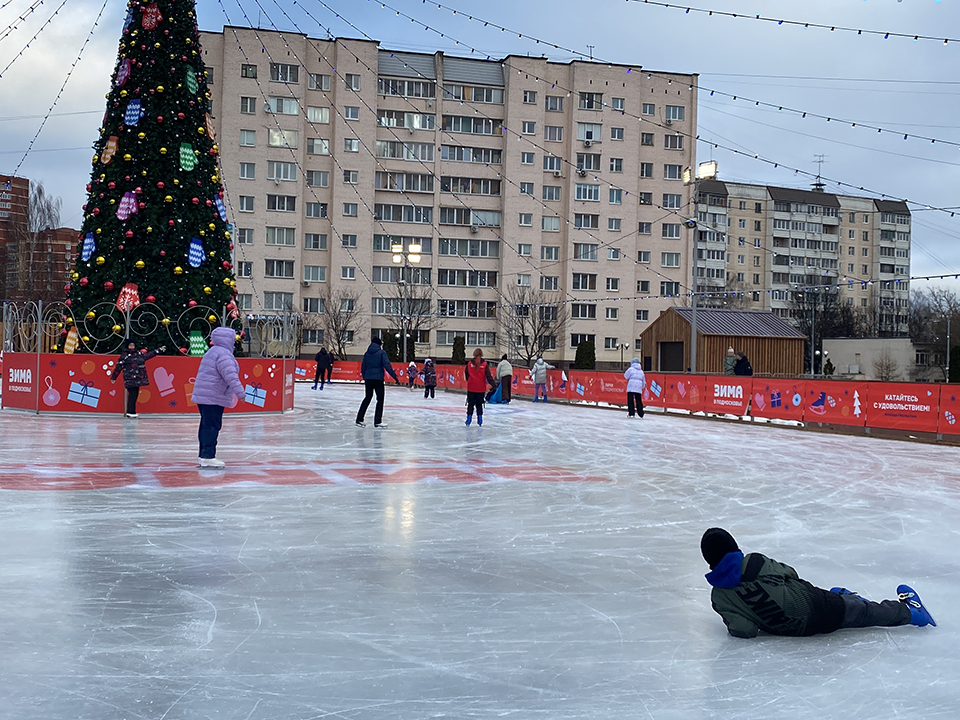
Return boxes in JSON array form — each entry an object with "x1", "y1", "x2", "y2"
[
  {"x1": 198, "y1": 404, "x2": 225, "y2": 459},
  {"x1": 534, "y1": 383, "x2": 547, "y2": 400}
]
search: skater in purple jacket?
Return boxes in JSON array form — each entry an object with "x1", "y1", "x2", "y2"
[{"x1": 190, "y1": 326, "x2": 245, "y2": 468}]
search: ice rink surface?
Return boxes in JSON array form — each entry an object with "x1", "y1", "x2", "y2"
[{"x1": 0, "y1": 382, "x2": 958, "y2": 719}]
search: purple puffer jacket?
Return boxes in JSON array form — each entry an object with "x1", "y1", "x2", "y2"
[{"x1": 190, "y1": 326, "x2": 244, "y2": 407}]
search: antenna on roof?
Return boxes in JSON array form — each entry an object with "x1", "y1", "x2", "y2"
[
  {"x1": 812, "y1": 155, "x2": 827, "y2": 192},
  {"x1": 586, "y1": 45, "x2": 594, "y2": 61}
]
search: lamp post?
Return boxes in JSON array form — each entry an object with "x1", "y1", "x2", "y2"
[
  {"x1": 391, "y1": 241, "x2": 421, "y2": 365},
  {"x1": 618, "y1": 341, "x2": 630, "y2": 366},
  {"x1": 683, "y1": 161, "x2": 718, "y2": 374}
]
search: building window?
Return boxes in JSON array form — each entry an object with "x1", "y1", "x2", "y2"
[
  {"x1": 268, "y1": 97, "x2": 299, "y2": 115},
  {"x1": 305, "y1": 233, "x2": 327, "y2": 250},
  {"x1": 343, "y1": 170, "x2": 359, "y2": 185},
  {"x1": 610, "y1": 127, "x2": 624, "y2": 141},
  {"x1": 517, "y1": 274, "x2": 531, "y2": 287},
  {"x1": 609, "y1": 188, "x2": 623, "y2": 205},
  {"x1": 608, "y1": 218, "x2": 621, "y2": 231},
  {"x1": 522, "y1": 121, "x2": 536, "y2": 135},
  {"x1": 640, "y1": 162, "x2": 654, "y2": 178},
  {"x1": 240, "y1": 97, "x2": 257, "y2": 114},
  {"x1": 239, "y1": 129, "x2": 255, "y2": 146},
  {"x1": 236, "y1": 228, "x2": 253, "y2": 245},
  {"x1": 236, "y1": 294, "x2": 252, "y2": 310},
  {"x1": 662, "y1": 193, "x2": 682, "y2": 209},
  {"x1": 542, "y1": 246, "x2": 559, "y2": 261},
  {"x1": 241, "y1": 64, "x2": 257, "y2": 78},
  {"x1": 608, "y1": 248, "x2": 621, "y2": 260},
  {"x1": 636, "y1": 310, "x2": 649, "y2": 322},
  {"x1": 523, "y1": 90, "x2": 537, "y2": 104},
  {"x1": 664, "y1": 134, "x2": 683, "y2": 150},
  {"x1": 519, "y1": 213, "x2": 533, "y2": 226},
  {"x1": 637, "y1": 279, "x2": 650, "y2": 291},
  {"x1": 574, "y1": 243, "x2": 598, "y2": 261},
  {"x1": 308, "y1": 73, "x2": 331, "y2": 91},
  {"x1": 343, "y1": 203, "x2": 358, "y2": 217},
  {"x1": 545, "y1": 96, "x2": 564, "y2": 112},
  {"x1": 520, "y1": 182, "x2": 534, "y2": 195},
  {"x1": 665, "y1": 105, "x2": 685, "y2": 121},
  {"x1": 344, "y1": 73, "x2": 361, "y2": 91},
  {"x1": 540, "y1": 276, "x2": 559, "y2": 291},
  {"x1": 642, "y1": 103, "x2": 655, "y2": 116},
  {"x1": 605, "y1": 308, "x2": 619, "y2": 320},
  {"x1": 267, "y1": 160, "x2": 297, "y2": 181},
  {"x1": 265, "y1": 227, "x2": 296, "y2": 246},
  {"x1": 264, "y1": 259, "x2": 294, "y2": 278},
  {"x1": 267, "y1": 129, "x2": 298, "y2": 148},
  {"x1": 544, "y1": 126, "x2": 563, "y2": 142},
  {"x1": 521, "y1": 152, "x2": 534, "y2": 164},
  {"x1": 575, "y1": 184, "x2": 600, "y2": 202},
  {"x1": 574, "y1": 214, "x2": 599, "y2": 229},
  {"x1": 303, "y1": 265, "x2": 327, "y2": 283},
  {"x1": 341, "y1": 266, "x2": 356, "y2": 280},
  {"x1": 237, "y1": 261, "x2": 252, "y2": 278},
  {"x1": 612, "y1": 97, "x2": 625, "y2": 111},
  {"x1": 610, "y1": 158, "x2": 623, "y2": 173},
  {"x1": 662, "y1": 223, "x2": 681, "y2": 239},
  {"x1": 305, "y1": 202, "x2": 327, "y2": 218},
  {"x1": 543, "y1": 186, "x2": 561, "y2": 202},
  {"x1": 661, "y1": 252, "x2": 681, "y2": 268},
  {"x1": 660, "y1": 281, "x2": 680, "y2": 296},
  {"x1": 306, "y1": 170, "x2": 329, "y2": 188},
  {"x1": 542, "y1": 216, "x2": 560, "y2": 232},
  {"x1": 269, "y1": 63, "x2": 299, "y2": 83},
  {"x1": 572, "y1": 273, "x2": 597, "y2": 290},
  {"x1": 344, "y1": 138, "x2": 359, "y2": 152},
  {"x1": 263, "y1": 292, "x2": 293, "y2": 311},
  {"x1": 344, "y1": 106, "x2": 360, "y2": 121},
  {"x1": 641, "y1": 132, "x2": 654, "y2": 146},
  {"x1": 638, "y1": 223, "x2": 652, "y2": 236},
  {"x1": 518, "y1": 243, "x2": 532, "y2": 256},
  {"x1": 579, "y1": 92, "x2": 603, "y2": 110},
  {"x1": 664, "y1": 164, "x2": 682, "y2": 180},
  {"x1": 239, "y1": 162, "x2": 255, "y2": 179},
  {"x1": 638, "y1": 193, "x2": 653, "y2": 205},
  {"x1": 577, "y1": 123, "x2": 603, "y2": 141},
  {"x1": 267, "y1": 195, "x2": 297, "y2": 212},
  {"x1": 606, "y1": 277, "x2": 620, "y2": 291},
  {"x1": 306, "y1": 106, "x2": 330, "y2": 124},
  {"x1": 302, "y1": 298, "x2": 325, "y2": 315},
  {"x1": 571, "y1": 333, "x2": 596, "y2": 348},
  {"x1": 572, "y1": 304, "x2": 597, "y2": 320},
  {"x1": 238, "y1": 195, "x2": 254, "y2": 212}
]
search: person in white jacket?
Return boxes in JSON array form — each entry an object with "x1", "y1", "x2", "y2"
[
  {"x1": 529, "y1": 356, "x2": 555, "y2": 402},
  {"x1": 623, "y1": 358, "x2": 646, "y2": 418}
]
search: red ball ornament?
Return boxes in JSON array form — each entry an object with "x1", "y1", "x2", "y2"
[
  {"x1": 221, "y1": 260, "x2": 230, "y2": 269},
  {"x1": 177, "y1": 112, "x2": 185, "y2": 120},
  {"x1": 125, "y1": 230, "x2": 133, "y2": 238},
  {"x1": 64, "y1": 284, "x2": 71, "y2": 294},
  {"x1": 98, "y1": 193, "x2": 104, "y2": 199},
  {"x1": 179, "y1": 347, "x2": 187, "y2": 355},
  {"x1": 82, "y1": 204, "x2": 87, "y2": 211},
  {"x1": 65, "y1": 299, "x2": 72, "y2": 307},
  {"x1": 188, "y1": 300, "x2": 197, "y2": 308},
  {"x1": 79, "y1": 277, "x2": 88, "y2": 287},
  {"x1": 228, "y1": 243, "x2": 234, "y2": 250},
  {"x1": 85, "y1": 184, "x2": 92, "y2": 192},
  {"x1": 159, "y1": 250, "x2": 166, "y2": 257},
  {"x1": 108, "y1": 182, "x2": 116, "y2": 190},
  {"x1": 61, "y1": 329, "x2": 68, "y2": 338},
  {"x1": 149, "y1": 89, "x2": 155, "y2": 95},
  {"x1": 146, "y1": 295, "x2": 155, "y2": 303},
  {"x1": 168, "y1": 220, "x2": 175, "y2": 226},
  {"x1": 205, "y1": 199, "x2": 213, "y2": 207},
  {"x1": 138, "y1": 202, "x2": 146, "y2": 210},
  {"x1": 156, "y1": 114, "x2": 162, "y2": 122},
  {"x1": 135, "y1": 186, "x2": 142, "y2": 194},
  {"x1": 124, "y1": 175, "x2": 131, "y2": 182},
  {"x1": 157, "y1": 181, "x2": 164, "y2": 189},
  {"x1": 118, "y1": 244, "x2": 124, "y2": 250},
  {"x1": 192, "y1": 197, "x2": 199, "y2": 205},
  {"x1": 104, "y1": 281, "x2": 114, "y2": 291},
  {"x1": 92, "y1": 208, "x2": 100, "y2": 215}
]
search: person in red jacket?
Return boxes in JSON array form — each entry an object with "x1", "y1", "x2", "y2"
[{"x1": 464, "y1": 348, "x2": 495, "y2": 426}]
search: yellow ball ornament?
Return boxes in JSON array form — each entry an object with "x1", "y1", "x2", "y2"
[
  {"x1": 203, "y1": 286, "x2": 212, "y2": 295},
  {"x1": 211, "y1": 175, "x2": 219, "y2": 183},
  {"x1": 85, "y1": 311, "x2": 96, "y2": 320},
  {"x1": 173, "y1": 179, "x2": 179, "y2": 185},
  {"x1": 120, "y1": 90, "x2": 127, "y2": 98},
  {"x1": 138, "y1": 132, "x2": 145, "y2": 140},
  {"x1": 112, "y1": 324, "x2": 122, "y2": 333},
  {"x1": 164, "y1": 195, "x2": 173, "y2": 203},
  {"x1": 135, "y1": 260, "x2": 145, "y2": 269},
  {"x1": 208, "y1": 250, "x2": 216, "y2": 257},
  {"x1": 208, "y1": 223, "x2": 215, "y2": 231},
  {"x1": 51, "y1": 345, "x2": 58, "y2": 351},
  {"x1": 222, "y1": 277, "x2": 231, "y2": 285},
  {"x1": 208, "y1": 315, "x2": 217, "y2": 323},
  {"x1": 96, "y1": 256, "x2": 105, "y2": 265},
  {"x1": 156, "y1": 85, "x2": 164, "y2": 93},
  {"x1": 198, "y1": 127, "x2": 205, "y2": 135},
  {"x1": 160, "y1": 147, "x2": 167, "y2": 154},
  {"x1": 123, "y1": 154, "x2": 132, "y2": 162},
  {"x1": 174, "y1": 266, "x2": 183, "y2": 275},
  {"x1": 95, "y1": 228, "x2": 102, "y2": 235},
  {"x1": 161, "y1": 318, "x2": 171, "y2": 326},
  {"x1": 154, "y1": 42, "x2": 161, "y2": 49},
  {"x1": 109, "y1": 199, "x2": 116, "y2": 205},
  {"x1": 82, "y1": 336, "x2": 90, "y2": 342},
  {"x1": 147, "y1": 226, "x2": 153, "y2": 233}
]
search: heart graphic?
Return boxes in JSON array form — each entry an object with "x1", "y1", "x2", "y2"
[
  {"x1": 244, "y1": 374, "x2": 249, "y2": 379},
  {"x1": 109, "y1": 390, "x2": 116, "y2": 396},
  {"x1": 69, "y1": 371, "x2": 75, "y2": 376},
  {"x1": 272, "y1": 390, "x2": 277, "y2": 396}
]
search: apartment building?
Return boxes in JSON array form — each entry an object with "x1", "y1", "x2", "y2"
[
  {"x1": 695, "y1": 179, "x2": 910, "y2": 336},
  {"x1": 200, "y1": 27, "x2": 698, "y2": 360}
]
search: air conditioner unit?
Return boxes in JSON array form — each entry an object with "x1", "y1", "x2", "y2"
[
  {"x1": 470, "y1": 225, "x2": 479, "y2": 233},
  {"x1": 583, "y1": 139, "x2": 592, "y2": 147},
  {"x1": 577, "y1": 168, "x2": 587, "y2": 177},
  {"x1": 553, "y1": 170, "x2": 563, "y2": 178},
  {"x1": 301, "y1": 281, "x2": 311, "y2": 287},
  {"x1": 665, "y1": 118, "x2": 673, "y2": 126}
]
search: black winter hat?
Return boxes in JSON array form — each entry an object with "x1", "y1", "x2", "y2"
[
  {"x1": 372, "y1": 336, "x2": 383, "y2": 345},
  {"x1": 701, "y1": 528, "x2": 739, "y2": 569}
]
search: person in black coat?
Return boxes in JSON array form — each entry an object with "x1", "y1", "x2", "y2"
[
  {"x1": 733, "y1": 351, "x2": 753, "y2": 376},
  {"x1": 110, "y1": 339, "x2": 165, "y2": 417},
  {"x1": 313, "y1": 347, "x2": 333, "y2": 390},
  {"x1": 355, "y1": 337, "x2": 399, "y2": 427}
]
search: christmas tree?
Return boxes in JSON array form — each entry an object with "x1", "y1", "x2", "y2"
[{"x1": 64, "y1": 0, "x2": 237, "y2": 354}]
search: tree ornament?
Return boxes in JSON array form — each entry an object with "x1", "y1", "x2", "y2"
[
  {"x1": 156, "y1": 85, "x2": 164, "y2": 93},
  {"x1": 123, "y1": 154, "x2": 132, "y2": 162},
  {"x1": 174, "y1": 266, "x2": 183, "y2": 275},
  {"x1": 179, "y1": 143, "x2": 196, "y2": 170},
  {"x1": 112, "y1": 324, "x2": 122, "y2": 333},
  {"x1": 142, "y1": 3, "x2": 162, "y2": 30},
  {"x1": 159, "y1": 147, "x2": 167, "y2": 154},
  {"x1": 188, "y1": 237, "x2": 204, "y2": 267},
  {"x1": 79, "y1": 277, "x2": 89, "y2": 287},
  {"x1": 80, "y1": 233, "x2": 96, "y2": 261},
  {"x1": 85, "y1": 311, "x2": 96, "y2": 320},
  {"x1": 125, "y1": 230, "x2": 134, "y2": 238},
  {"x1": 187, "y1": 300, "x2": 198, "y2": 308},
  {"x1": 214, "y1": 195, "x2": 227, "y2": 221},
  {"x1": 164, "y1": 195, "x2": 173, "y2": 203},
  {"x1": 135, "y1": 260, "x2": 145, "y2": 269},
  {"x1": 116, "y1": 58, "x2": 132, "y2": 87},
  {"x1": 116, "y1": 283, "x2": 141, "y2": 311},
  {"x1": 100, "y1": 136, "x2": 119, "y2": 164},
  {"x1": 185, "y1": 67, "x2": 198, "y2": 94},
  {"x1": 188, "y1": 330, "x2": 206, "y2": 356},
  {"x1": 160, "y1": 317, "x2": 170, "y2": 326},
  {"x1": 104, "y1": 281, "x2": 114, "y2": 291},
  {"x1": 95, "y1": 256, "x2": 105, "y2": 265},
  {"x1": 203, "y1": 286, "x2": 212, "y2": 295},
  {"x1": 124, "y1": 99, "x2": 144, "y2": 126},
  {"x1": 146, "y1": 295, "x2": 155, "y2": 303},
  {"x1": 63, "y1": 326, "x2": 79, "y2": 354},
  {"x1": 116, "y1": 191, "x2": 138, "y2": 220},
  {"x1": 138, "y1": 132, "x2": 145, "y2": 140}
]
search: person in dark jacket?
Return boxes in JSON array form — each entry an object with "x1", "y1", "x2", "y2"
[
  {"x1": 733, "y1": 351, "x2": 753, "y2": 376},
  {"x1": 464, "y1": 348, "x2": 495, "y2": 426},
  {"x1": 421, "y1": 358, "x2": 437, "y2": 399},
  {"x1": 701, "y1": 527, "x2": 936, "y2": 639},
  {"x1": 355, "y1": 337, "x2": 399, "y2": 427},
  {"x1": 110, "y1": 339, "x2": 165, "y2": 417},
  {"x1": 312, "y1": 347, "x2": 333, "y2": 390}
]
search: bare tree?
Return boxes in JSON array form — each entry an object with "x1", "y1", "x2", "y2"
[
  {"x1": 3, "y1": 182, "x2": 64, "y2": 303},
  {"x1": 382, "y1": 280, "x2": 444, "y2": 357},
  {"x1": 909, "y1": 287, "x2": 959, "y2": 380},
  {"x1": 722, "y1": 277, "x2": 752, "y2": 310},
  {"x1": 791, "y1": 286, "x2": 866, "y2": 372},
  {"x1": 320, "y1": 285, "x2": 365, "y2": 359},
  {"x1": 873, "y1": 348, "x2": 902, "y2": 382},
  {"x1": 500, "y1": 285, "x2": 567, "y2": 366}
]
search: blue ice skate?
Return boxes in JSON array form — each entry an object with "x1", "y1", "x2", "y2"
[
  {"x1": 465, "y1": 415, "x2": 472, "y2": 426},
  {"x1": 897, "y1": 584, "x2": 936, "y2": 627}
]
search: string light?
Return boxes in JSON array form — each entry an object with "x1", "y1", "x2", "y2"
[{"x1": 0, "y1": 0, "x2": 72, "y2": 79}]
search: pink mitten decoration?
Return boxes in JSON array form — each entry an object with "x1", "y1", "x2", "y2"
[{"x1": 153, "y1": 366, "x2": 175, "y2": 397}]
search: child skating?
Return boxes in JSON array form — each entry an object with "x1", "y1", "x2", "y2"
[
  {"x1": 700, "y1": 527, "x2": 936, "y2": 638},
  {"x1": 110, "y1": 338, "x2": 165, "y2": 417},
  {"x1": 421, "y1": 358, "x2": 437, "y2": 399},
  {"x1": 464, "y1": 348, "x2": 494, "y2": 426}
]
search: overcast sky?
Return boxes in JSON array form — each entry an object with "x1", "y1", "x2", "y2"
[{"x1": 2, "y1": 0, "x2": 958, "y2": 287}]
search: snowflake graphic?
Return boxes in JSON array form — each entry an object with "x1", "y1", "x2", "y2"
[
  {"x1": 169, "y1": 400, "x2": 177, "y2": 408},
  {"x1": 49, "y1": 360, "x2": 57, "y2": 367}
]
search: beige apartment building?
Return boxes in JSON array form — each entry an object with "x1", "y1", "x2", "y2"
[
  {"x1": 200, "y1": 27, "x2": 698, "y2": 361},
  {"x1": 695, "y1": 179, "x2": 910, "y2": 336}
]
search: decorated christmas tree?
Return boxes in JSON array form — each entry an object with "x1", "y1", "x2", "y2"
[{"x1": 64, "y1": 0, "x2": 237, "y2": 354}]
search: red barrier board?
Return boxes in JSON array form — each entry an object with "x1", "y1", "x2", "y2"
[
  {"x1": 595, "y1": 372, "x2": 628, "y2": 406},
  {"x1": 547, "y1": 369, "x2": 571, "y2": 400},
  {"x1": 802, "y1": 380, "x2": 867, "y2": 426},
  {"x1": 642, "y1": 373, "x2": 667, "y2": 408},
  {"x1": 331, "y1": 361, "x2": 363, "y2": 382},
  {"x1": 702, "y1": 376, "x2": 752, "y2": 415},
  {"x1": 750, "y1": 379, "x2": 806, "y2": 421},
  {"x1": 435, "y1": 364, "x2": 464, "y2": 390},
  {"x1": 564, "y1": 371, "x2": 596, "y2": 403},
  {"x1": 864, "y1": 383, "x2": 940, "y2": 433},
  {"x1": 938, "y1": 387, "x2": 960, "y2": 435},
  {"x1": 1, "y1": 353, "x2": 288, "y2": 414},
  {"x1": 661, "y1": 375, "x2": 705, "y2": 412}
]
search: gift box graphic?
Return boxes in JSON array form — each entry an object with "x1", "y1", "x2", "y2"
[
  {"x1": 244, "y1": 383, "x2": 266, "y2": 407},
  {"x1": 650, "y1": 381, "x2": 662, "y2": 398},
  {"x1": 770, "y1": 390, "x2": 782, "y2": 408},
  {"x1": 576, "y1": 383, "x2": 585, "y2": 396},
  {"x1": 67, "y1": 380, "x2": 101, "y2": 408},
  {"x1": 184, "y1": 377, "x2": 196, "y2": 406},
  {"x1": 295, "y1": 366, "x2": 306, "y2": 377}
]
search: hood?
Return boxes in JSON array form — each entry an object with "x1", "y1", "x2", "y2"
[
  {"x1": 534, "y1": 359, "x2": 545, "y2": 367},
  {"x1": 705, "y1": 550, "x2": 744, "y2": 588},
  {"x1": 630, "y1": 360, "x2": 642, "y2": 370},
  {"x1": 365, "y1": 342, "x2": 382, "y2": 354},
  {"x1": 210, "y1": 326, "x2": 236, "y2": 350}
]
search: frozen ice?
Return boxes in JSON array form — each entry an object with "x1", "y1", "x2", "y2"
[{"x1": 0, "y1": 382, "x2": 957, "y2": 719}]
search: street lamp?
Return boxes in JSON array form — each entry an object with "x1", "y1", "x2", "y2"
[
  {"x1": 391, "y1": 242, "x2": 421, "y2": 365},
  {"x1": 618, "y1": 341, "x2": 631, "y2": 366}
]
